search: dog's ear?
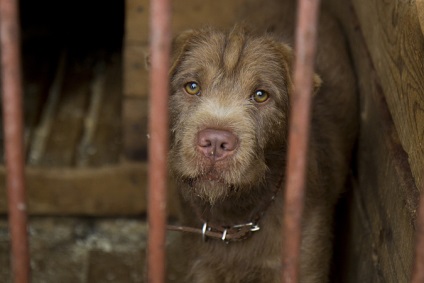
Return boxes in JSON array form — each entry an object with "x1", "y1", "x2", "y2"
[
  {"x1": 144, "y1": 30, "x2": 196, "y2": 74},
  {"x1": 170, "y1": 29, "x2": 197, "y2": 76},
  {"x1": 275, "y1": 42, "x2": 322, "y2": 95}
]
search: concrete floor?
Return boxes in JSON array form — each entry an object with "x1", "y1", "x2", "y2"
[{"x1": 0, "y1": 217, "x2": 153, "y2": 283}]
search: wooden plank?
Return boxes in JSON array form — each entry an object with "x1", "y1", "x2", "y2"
[
  {"x1": 125, "y1": 0, "x2": 245, "y2": 45},
  {"x1": 339, "y1": 181, "x2": 385, "y2": 283},
  {"x1": 122, "y1": 97, "x2": 149, "y2": 161},
  {"x1": 76, "y1": 60, "x2": 107, "y2": 167},
  {"x1": 125, "y1": 0, "x2": 150, "y2": 45},
  {"x1": 77, "y1": 54, "x2": 122, "y2": 167},
  {"x1": 21, "y1": 42, "x2": 59, "y2": 158},
  {"x1": 123, "y1": 44, "x2": 149, "y2": 98},
  {"x1": 170, "y1": 0, "x2": 245, "y2": 37},
  {"x1": 0, "y1": 39, "x2": 58, "y2": 162},
  {"x1": 351, "y1": 0, "x2": 424, "y2": 193},
  {"x1": 28, "y1": 51, "x2": 67, "y2": 165},
  {"x1": 33, "y1": 54, "x2": 92, "y2": 167},
  {"x1": 352, "y1": 79, "x2": 418, "y2": 282},
  {"x1": 416, "y1": 0, "x2": 424, "y2": 35},
  {"x1": 325, "y1": 1, "x2": 420, "y2": 281},
  {"x1": 0, "y1": 162, "x2": 179, "y2": 216}
]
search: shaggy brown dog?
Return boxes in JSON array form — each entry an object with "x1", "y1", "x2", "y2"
[{"x1": 168, "y1": 23, "x2": 357, "y2": 282}]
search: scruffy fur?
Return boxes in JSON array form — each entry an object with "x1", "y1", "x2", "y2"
[{"x1": 168, "y1": 18, "x2": 357, "y2": 283}]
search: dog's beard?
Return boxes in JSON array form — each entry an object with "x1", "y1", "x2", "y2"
[
  {"x1": 170, "y1": 145, "x2": 269, "y2": 206},
  {"x1": 181, "y1": 178, "x2": 235, "y2": 205},
  {"x1": 177, "y1": 160, "x2": 269, "y2": 206}
]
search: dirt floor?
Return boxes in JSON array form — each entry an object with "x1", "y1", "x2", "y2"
[{"x1": 0, "y1": 217, "x2": 186, "y2": 283}]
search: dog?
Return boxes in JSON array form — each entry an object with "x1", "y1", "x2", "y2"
[{"x1": 167, "y1": 23, "x2": 357, "y2": 282}]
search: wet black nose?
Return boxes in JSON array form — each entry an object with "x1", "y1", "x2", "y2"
[{"x1": 197, "y1": 129, "x2": 238, "y2": 161}]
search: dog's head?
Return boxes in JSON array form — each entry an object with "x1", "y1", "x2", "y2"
[{"x1": 168, "y1": 26, "x2": 321, "y2": 204}]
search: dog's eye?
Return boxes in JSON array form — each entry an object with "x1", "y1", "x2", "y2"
[
  {"x1": 252, "y1": 90, "x2": 269, "y2": 103},
  {"x1": 184, "y1": 82, "x2": 201, "y2": 96}
]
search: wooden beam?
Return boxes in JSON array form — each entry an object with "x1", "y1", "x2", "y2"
[
  {"x1": 416, "y1": 0, "x2": 424, "y2": 36},
  {"x1": 125, "y1": 0, "x2": 246, "y2": 46},
  {"x1": 28, "y1": 51, "x2": 67, "y2": 165},
  {"x1": 351, "y1": 0, "x2": 424, "y2": 193},
  {"x1": 123, "y1": 44, "x2": 150, "y2": 98},
  {"x1": 0, "y1": 162, "x2": 179, "y2": 216},
  {"x1": 122, "y1": 97, "x2": 149, "y2": 161},
  {"x1": 33, "y1": 53, "x2": 91, "y2": 167},
  {"x1": 84, "y1": 55, "x2": 123, "y2": 166},
  {"x1": 326, "y1": 1, "x2": 420, "y2": 281}
]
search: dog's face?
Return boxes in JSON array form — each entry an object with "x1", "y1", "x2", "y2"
[{"x1": 168, "y1": 27, "x2": 315, "y2": 204}]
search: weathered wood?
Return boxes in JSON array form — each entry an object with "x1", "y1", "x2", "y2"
[
  {"x1": 170, "y1": 0, "x2": 245, "y2": 37},
  {"x1": 125, "y1": 0, "x2": 245, "y2": 45},
  {"x1": 125, "y1": 0, "x2": 150, "y2": 46},
  {"x1": 339, "y1": 181, "x2": 384, "y2": 283},
  {"x1": 325, "y1": 1, "x2": 420, "y2": 281},
  {"x1": 28, "y1": 51, "x2": 67, "y2": 165},
  {"x1": 123, "y1": 44, "x2": 149, "y2": 160},
  {"x1": 21, "y1": 44, "x2": 58, "y2": 158},
  {"x1": 0, "y1": 163, "x2": 179, "y2": 216},
  {"x1": 123, "y1": 44, "x2": 149, "y2": 98},
  {"x1": 80, "y1": 54, "x2": 122, "y2": 167},
  {"x1": 34, "y1": 54, "x2": 92, "y2": 167},
  {"x1": 351, "y1": 79, "x2": 418, "y2": 282},
  {"x1": 122, "y1": 97, "x2": 149, "y2": 161},
  {"x1": 417, "y1": 0, "x2": 424, "y2": 35},
  {"x1": 351, "y1": 0, "x2": 424, "y2": 193},
  {"x1": 0, "y1": 40, "x2": 58, "y2": 162},
  {"x1": 76, "y1": 61, "x2": 107, "y2": 167}
]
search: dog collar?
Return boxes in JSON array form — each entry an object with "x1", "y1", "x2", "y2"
[
  {"x1": 167, "y1": 221, "x2": 261, "y2": 243},
  {"x1": 167, "y1": 170, "x2": 284, "y2": 243}
]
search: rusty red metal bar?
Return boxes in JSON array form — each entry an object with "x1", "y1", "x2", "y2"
[
  {"x1": 0, "y1": 0, "x2": 31, "y2": 282},
  {"x1": 411, "y1": 194, "x2": 424, "y2": 282},
  {"x1": 281, "y1": 0, "x2": 321, "y2": 282},
  {"x1": 148, "y1": 0, "x2": 171, "y2": 282}
]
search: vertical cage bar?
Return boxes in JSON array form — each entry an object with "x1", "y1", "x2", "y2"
[
  {"x1": 281, "y1": 0, "x2": 321, "y2": 282},
  {"x1": 148, "y1": 0, "x2": 171, "y2": 282},
  {"x1": 0, "y1": 0, "x2": 30, "y2": 282},
  {"x1": 411, "y1": 194, "x2": 424, "y2": 282}
]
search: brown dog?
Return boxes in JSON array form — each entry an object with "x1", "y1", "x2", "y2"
[{"x1": 168, "y1": 23, "x2": 357, "y2": 282}]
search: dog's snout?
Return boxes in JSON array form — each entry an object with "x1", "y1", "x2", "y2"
[{"x1": 197, "y1": 129, "x2": 238, "y2": 161}]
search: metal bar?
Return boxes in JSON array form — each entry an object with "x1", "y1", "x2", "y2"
[
  {"x1": 147, "y1": 0, "x2": 171, "y2": 282},
  {"x1": 0, "y1": 0, "x2": 31, "y2": 282},
  {"x1": 411, "y1": 194, "x2": 424, "y2": 283},
  {"x1": 281, "y1": 0, "x2": 321, "y2": 282}
]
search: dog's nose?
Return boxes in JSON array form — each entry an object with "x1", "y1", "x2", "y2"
[{"x1": 197, "y1": 129, "x2": 238, "y2": 161}]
